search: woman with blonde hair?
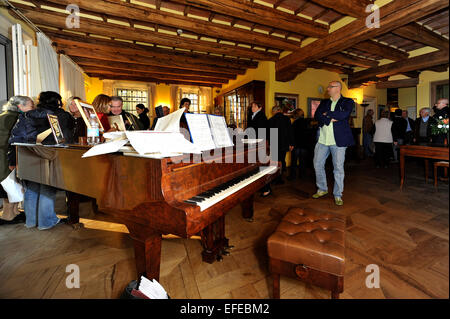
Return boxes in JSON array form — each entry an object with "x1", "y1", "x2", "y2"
[{"x1": 92, "y1": 94, "x2": 112, "y2": 132}]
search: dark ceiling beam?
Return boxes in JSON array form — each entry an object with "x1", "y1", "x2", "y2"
[
  {"x1": 14, "y1": 6, "x2": 278, "y2": 61},
  {"x1": 89, "y1": 73, "x2": 222, "y2": 87},
  {"x1": 72, "y1": 56, "x2": 237, "y2": 79},
  {"x1": 276, "y1": 0, "x2": 448, "y2": 81},
  {"x1": 349, "y1": 50, "x2": 449, "y2": 86},
  {"x1": 31, "y1": 0, "x2": 301, "y2": 51},
  {"x1": 162, "y1": 0, "x2": 329, "y2": 37},
  {"x1": 354, "y1": 40, "x2": 409, "y2": 61},
  {"x1": 309, "y1": 0, "x2": 370, "y2": 18},
  {"x1": 392, "y1": 22, "x2": 449, "y2": 50},
  {"x1": 376, "y1": 78, "x2": 419, "y2": 89}
]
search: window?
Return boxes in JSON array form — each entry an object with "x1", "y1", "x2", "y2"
[
  {"x1": 181, "y1": 92, "x2": 200, "y2": 113},
  {"x1": 115, "y1": 88, "x2": 148, "y2": 116},
  {"x1": 0, "y1": 34, "x2": 13, "y2": 101}
]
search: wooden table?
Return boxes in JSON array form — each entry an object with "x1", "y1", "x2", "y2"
[{"x1": 399, "y1": 144, "x2": 449, "y2": 189}]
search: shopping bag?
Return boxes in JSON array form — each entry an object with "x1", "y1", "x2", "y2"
[{"x1": 0, "y1": 169, "x2": 25, "y2": 203}]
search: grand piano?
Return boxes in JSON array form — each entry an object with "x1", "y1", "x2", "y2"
[{"x1": 15, "y1": 142, "x2": 279, "y2": 280}]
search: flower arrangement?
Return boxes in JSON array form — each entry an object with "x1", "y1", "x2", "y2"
[{"x1": 431, "y1": 116, "x2": 449, "y2": 135}]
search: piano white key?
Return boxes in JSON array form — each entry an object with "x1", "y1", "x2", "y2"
[{"x1": 198, "y1": 166, "x2": 278, "y2": 211}]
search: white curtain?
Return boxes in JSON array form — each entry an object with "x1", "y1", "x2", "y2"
[
  {"x1": 37, "y1": 32, "x2": 59, "y2": 93},
  {"x1": 199, "y1": 87, "x2": 212, "y2": 113},
  {"x1": 12, "y1": 24, "x2": 26, "y2": 96},
  {"x1": 28, "y1": 45, "x2": 41, "y2": 100},
  {"x1": 60, "y1": 54, "x2": 86, "y2": 104}
]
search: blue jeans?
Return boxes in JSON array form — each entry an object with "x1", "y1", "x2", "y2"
[
  {"x1": 313, "y1": 143, "x2": 347, "y2": 198},
  {"x1": 24, "y1": 181, "x2": 59, "y2": 230}
]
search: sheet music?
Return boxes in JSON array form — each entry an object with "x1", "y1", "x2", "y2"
[
  {"x1": 125, "y1": 131, "x2": 201, "y2": 155},
  {"x1": 154, "y1": 108, "x2": 185, "y2": 132},
  {"x1": 207, "y1": 115, "x2": 234, "y2": 148},
  {"x1": 81, "y1": 139, "x2": 129, "y2": 158},
  {"x1": 184, "y1": 113, "x2": 216, "y2": 151}
]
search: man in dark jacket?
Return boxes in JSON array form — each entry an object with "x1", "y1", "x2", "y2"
[
  {"x1": 312, "y1": 81, "x2": 354, "y2": 206},
  {"x1": 391, "y1": 109, "x2": 406, "y2": 163},
  {"x1": 413, "y1": 107, "x2": 435, "y2": 144},
  {"x1": 267, "y1": 105, "x2": 294, "y2": 184},
  {"x1": 288, "y1": 108, "x2": 308, "y2": 180},
  {"x1": 246, "y1": 102, "x2": 267, "y2": 139},
  {"x1": 109, "y1": 96, "x2": 143, "y2": 130},
  {"x1": 402, "y1": 110, "x2": 415, "y2": 145}
]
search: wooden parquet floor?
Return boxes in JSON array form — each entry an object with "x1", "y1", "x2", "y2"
[{"x1": 0, "y1": 159, "x2": 448, "y2": 299}]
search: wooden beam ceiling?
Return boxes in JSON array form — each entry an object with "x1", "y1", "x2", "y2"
[
  {"x1": 353, "y1": 40, "x2": 409, "y2": 61},
  {"x1": 349, "y1": 50, "x2": 449, "y2": 87},
  {"x1": 31, "y1": 0, "x2": 301, "y2": 51},
  {"x1": 91, "y1": 73, "x2": 222, "y2": 87},
  {"x1": 82, "y1": 67, "x2": 228, "y2": 85},
  {"x1": 326, "y1": 52, "x2": 379, "y2": 68},
  {"x1": 276, "y1": 0, "x2": 449, "y2": 81},
  {"x1": 45, "y1": 31, "x2": 258, "y2": 70},
  {"x1": 376, "y1": 78, "x2": 419, "y2": 89},
  {"x1": 309, "y1": 0, "x2": 370, "y2": 18},
  {"x1": 392, "y1": 22, "x2": 450, "y2": 50},
  {"x1": 15, "y1": 6, "x2": 275, "y2": 61},
  {"x1": 56, "y1": 44, "x2": 247, "y2": 75},
  {"x1": 72, "y1": 57, "x2": 237, "y2": 80},
  {"x1": 161, "y1": 0, "x2": 329, "y2": 37},
  {"x1": 308, "y1": 62, "x2": 353, "y2": 74}
]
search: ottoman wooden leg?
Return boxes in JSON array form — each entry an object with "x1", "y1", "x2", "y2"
[
  {"x1": 272, "y1": 273, "x2": 280, "y2": 299},
  {"x1": 331, "y1": 291, "x2": 340, "y2": 299}
]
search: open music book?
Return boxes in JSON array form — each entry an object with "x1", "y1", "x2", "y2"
[
  {"x1": 134, "y1": 276, "x2": 169, "y2": 299},
  {"x1": 184, "y1": 113, "x2": 234, "y2": 151}
]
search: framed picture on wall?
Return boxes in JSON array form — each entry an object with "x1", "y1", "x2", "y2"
[
  {"x1": 307, "y1": 97, "x2": 322, "y2": 118},
  {"x1": 275, "y1": 93, "x2": 298, "y2": 115}
]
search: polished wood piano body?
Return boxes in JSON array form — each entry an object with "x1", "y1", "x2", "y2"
[{"x1": 16, "y1": 143, "x2": 279, "y2": 280}]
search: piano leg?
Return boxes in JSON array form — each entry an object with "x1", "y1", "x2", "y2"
[
  {"x1": 201, "y1": 216, "x2": 230, "y2": 263},
  {"x1": 241, "y1": 195, "x2": 254, "y2": 222},
  {"x1": 127, "y1": 223, "x2": 162, "y2": 281},
  {"x1": 66, "y1": 191, "x2": 80, "y2": 225}
]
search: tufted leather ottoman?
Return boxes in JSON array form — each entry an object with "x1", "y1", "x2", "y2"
[{"x1": 267, "y1": 207, "x2": 345, "y2": 299}]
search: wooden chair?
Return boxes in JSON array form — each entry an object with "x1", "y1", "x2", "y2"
[
  {"x1": 267, "y1": 207, "x2": 345, "y2": 299},
  {"x1": 434, "y1": 161, "x2": 449, "y2": 189}
]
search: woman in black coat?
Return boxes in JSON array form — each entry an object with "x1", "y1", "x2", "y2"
[
  {"x1": 9, "y1": 91, "x2": 72, "y2": 230},
  {"x1": 247, "y1": 102, "x2": 272, "y2": 197},
  {"x1": 136, "y1": 104, "x2": 150, "y2": 130}
]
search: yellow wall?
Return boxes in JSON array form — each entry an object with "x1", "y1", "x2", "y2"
[
  {"x1": 155, "y1": 84, "x2": 171, "y2": 109},
  {"x1": 417, "y1": 69, "x2": 449, "y2": 111},
  {"x1": 398, "y1": 87, "x2": 417, "y2": 109},
  {"x1": 84, "y1": 75, "x2": 104, "y2": 103},
  {"x1": 218, "y1": 61, "x2": 386, "y2": 128}
]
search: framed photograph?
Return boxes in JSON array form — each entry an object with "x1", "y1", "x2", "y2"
[
  {"x1": 351, "y1": 98, "x2": 358, "y2": 117},
  {"x1": 307, "y1": 97, "x2": 322, "y2": 118},
  {"x1": 108, "y1": 115, "x2": 126, "y2": 131},
  {"x1": 275, "y1": 93, "x2": 298, "y2": 115},
  {"x1": 47, "y1": 114, "x2": 65, "y2": 144},
  {"x1": 74, "y1": 99, "x2": 104, "y2": 130}
]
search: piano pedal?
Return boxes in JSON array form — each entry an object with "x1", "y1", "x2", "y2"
[
  {"x1": 244, "y1": 217, "x2": 254, "y2": 223},
  {"x1": 216, "y1": 254, "x2": 223, "y2": 262},
  {"x1": 225, "y1": 244, "x2": 234, "y2": 250}
]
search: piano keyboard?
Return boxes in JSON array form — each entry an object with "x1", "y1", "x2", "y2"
[{"x1": 184, "y1": 165, "x2": 278, "y2": 211}]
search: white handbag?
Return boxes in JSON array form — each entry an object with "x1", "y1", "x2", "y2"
[{"x1": 1, "y1": 169, "x2": 25, "y2": 203}]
